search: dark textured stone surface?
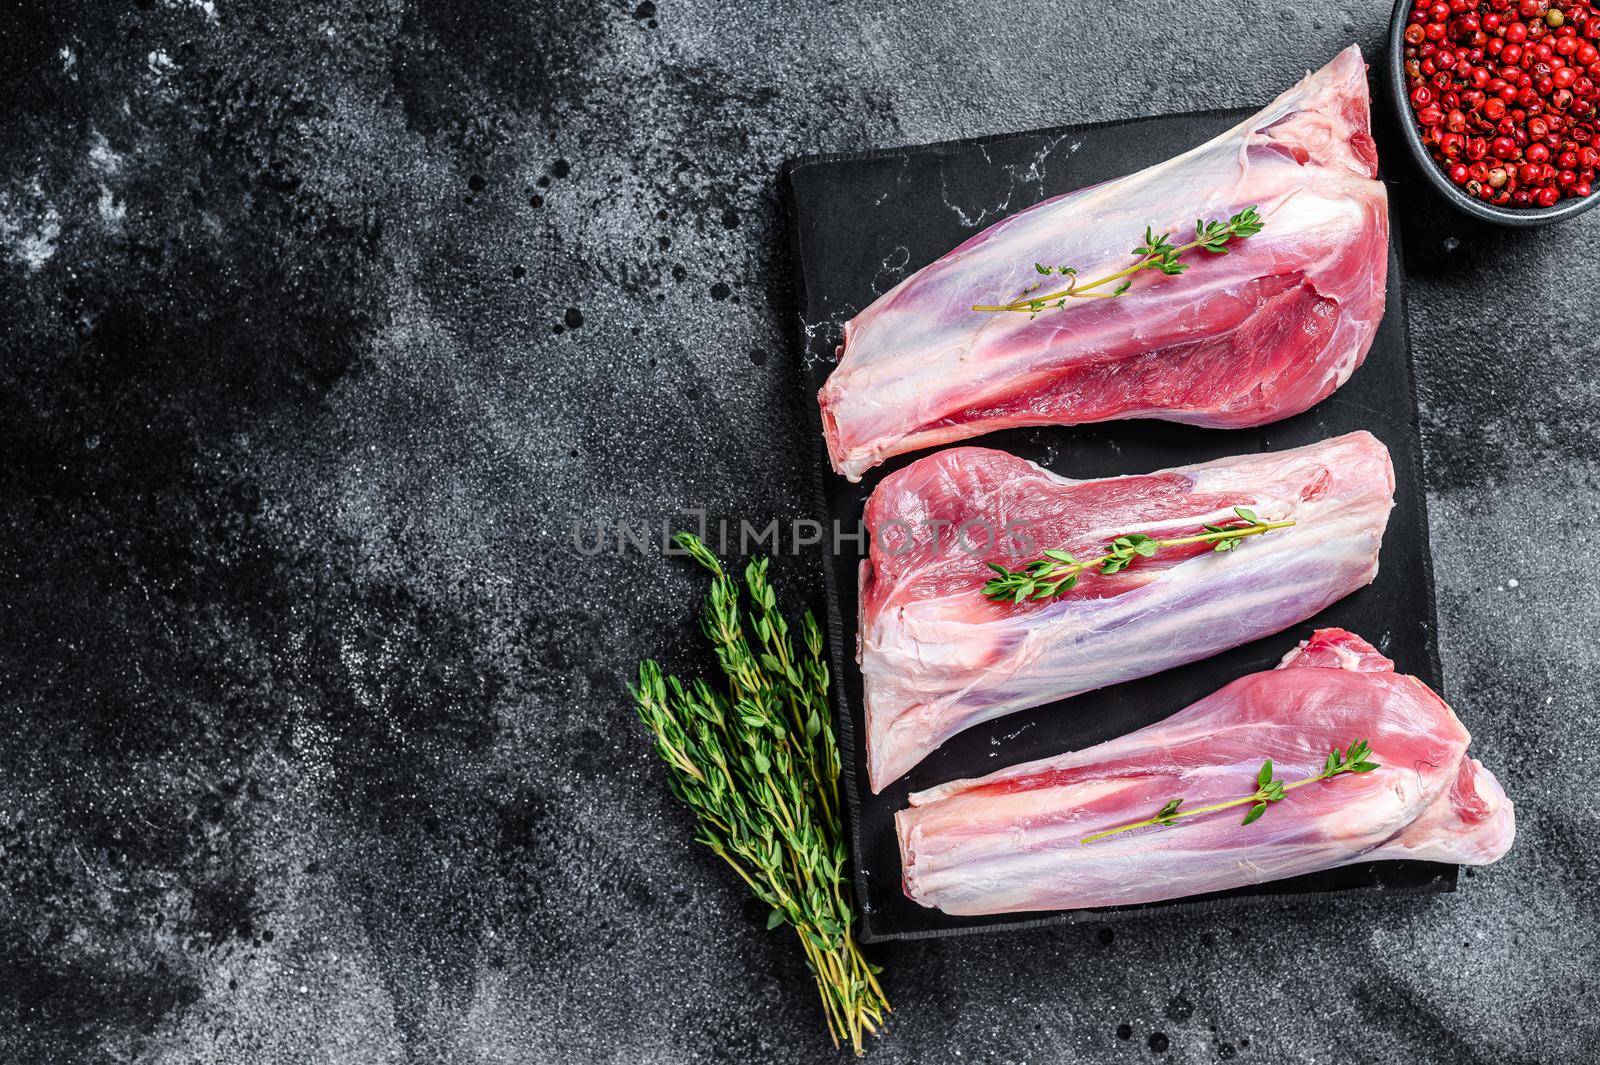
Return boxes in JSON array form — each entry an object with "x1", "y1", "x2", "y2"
[{"x1": 0, "y1": 2, "x2": 1593, "y2": 1062}]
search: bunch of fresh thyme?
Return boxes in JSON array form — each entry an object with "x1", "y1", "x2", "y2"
[
  {"x1": 982, "y1": 507, "x2": 1294, "y2": 603},
  {"x1": 632, "y1": 533, "x2": 887, "y2": 1054},
  {"x1": 972, "y1": 206, "x2": 1265, "y2": 316},
  {"x1": 1081, "y1": 740, "x2": 1380, "y2": 844}
]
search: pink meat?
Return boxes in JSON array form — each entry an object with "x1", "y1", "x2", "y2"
[
  {"x1": 896, "y1": 629, "x2": 1514, "y2": 915},
  {"x1": 861, "y1": 431, "x2": 1394, "y2": 792},
  {"x1": 819, "y1": 46, "x2": 1388, "y2": 481}
]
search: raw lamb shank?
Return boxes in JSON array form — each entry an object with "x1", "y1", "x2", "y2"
[
  {"x1": 861, "y1": 431, "x2": 1393, "y2": 792},
  {"x1": 896, "y1": 629, "x2": 1515, "y2": 915},
  {"x1": 819, "y1": 45, "x2": 1388, "y2": 481}
]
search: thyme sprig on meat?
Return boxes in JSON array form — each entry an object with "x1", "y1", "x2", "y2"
[
  {"x1": 1081, "y1": 740, "x2": 1380, "y2": 844},
  {"x1": 632, "y1": 533, "x2": 887, "y2": 1054},
  {"x1": 972, "y1": 206, "x2": 1265, "y2": 316},
  {"x1": 981, "y1": 507, "x2": 1294, "y2": 604}
]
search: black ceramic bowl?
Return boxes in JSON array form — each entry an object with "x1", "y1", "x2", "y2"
[{"x1": 1387, "y1": 0, "x2": 1600, "y2": 225}]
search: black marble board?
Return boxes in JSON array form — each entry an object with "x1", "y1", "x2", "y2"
[{"x1": 783, "y1": 107, "x2": 1453, "y2": 942}]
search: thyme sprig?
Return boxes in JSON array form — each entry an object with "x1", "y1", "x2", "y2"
[
  {"x1": 1081, "y1": 740, "x2": 1380, "y2": 845},
  {"x1": 632, "y1": 533, "x2": 887, "y2": 1054},
  {"x1": 972, "y1": 206, "x2": 1265, "y2": 316},
  {"x1": 981, "y1": 506, "x2": 1294, "y2": 603}
]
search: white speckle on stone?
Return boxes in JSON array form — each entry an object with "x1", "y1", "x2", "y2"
[
  {"x1": 97, "y1": 186, "x2": 125, "y2": 229},
  {"x1": 0, "y1": 179, "x2": 62, "y2": 273},
  {"x1": 169, "y1": 0, "x2": 218, "y2": 20},
  {"x1": 88, "y1": 131, "x2": 123, "y2": 175},
  {"x1": 1506, "y1": 577, "x2": 1519, "y2": 588}
]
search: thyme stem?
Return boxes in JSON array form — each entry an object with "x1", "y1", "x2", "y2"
[
  {"x1": 973, "y1": 206, "x2": 1265, "y2": 315},
  {"x1": 982, "y1": 507, "x2": 1294, "y2": 604},
  {"x1": 972, "y1": 233, "x2": 1214, "y2": 310},
  {"x1": 1081, "y1": 740, "x2": 1381, "y2": 845}
]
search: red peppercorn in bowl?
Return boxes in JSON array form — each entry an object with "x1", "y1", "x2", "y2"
[{"x1": 1389, "y1": 0, "x2": 1600, "y2": 223}]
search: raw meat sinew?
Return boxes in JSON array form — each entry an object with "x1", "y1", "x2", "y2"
[
  {"x1": 819, "y1": 45, "x2": 1388, "y2": 481},
  {"x1": 897, "y1": 629, "x2": 1515, "y2": 915},
  {"x1": 861, "y1": 431, "x2": 1393, "y2": 792}
]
